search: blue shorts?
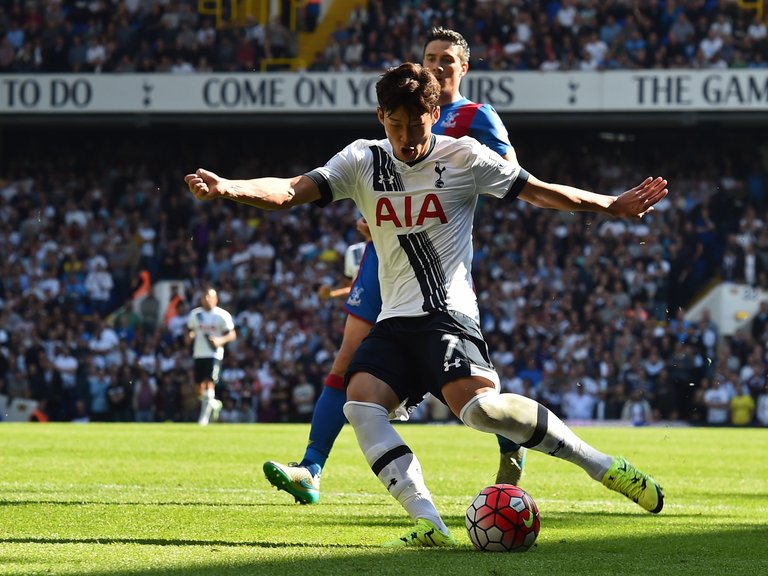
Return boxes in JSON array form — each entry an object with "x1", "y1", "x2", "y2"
[{"x1": 344, "y1": 241, "x2": 381, "y2": 325}]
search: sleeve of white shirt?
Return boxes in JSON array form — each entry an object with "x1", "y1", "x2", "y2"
[
  {"x1": 463, "y1": 137, "x2": 530, "y2": 201},
  {"x1": 305, "y1": 139, "x2": 371, "y2": 206},
  {"x1": 221, "y1": 309, "x2": 235, "y2": 333}
]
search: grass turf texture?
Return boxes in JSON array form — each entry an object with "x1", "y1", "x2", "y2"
[{"x1": 0, "y1": 424, "x2": 765, "y2": 576}]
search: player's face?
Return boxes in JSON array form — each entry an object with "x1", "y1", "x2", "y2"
[
  {"x1": 202, "y1": 289, "x2": 218, "y2": 310},
  {"x1": 377, "y1": 106, "x2": 440, "y2": 162},
  {"x1": 423, "y1": 40, "x2": 468, "y2": 105}
]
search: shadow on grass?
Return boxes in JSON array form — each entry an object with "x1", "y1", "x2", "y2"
[
  {"x1": 0, "y1": 536, "x2": 368, "y2": 549},
  {"x1": 0, "y1": 500, "x2": 283, "y2": 508},
  {"x1": 1, "y1": 527, "x2": 766, "y2": 576},
  {"x1": 0, "y1": 498, "x2": 409, "y2": 508}
]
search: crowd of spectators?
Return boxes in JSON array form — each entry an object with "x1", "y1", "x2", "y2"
[
  {"x1": 313, "y1": 0, "x2": 768, "y2": 72},
  {"x1": 1, "y1": 121, "x2": 768, "y2": 427},
  {"x1": 1, "y1": 1, "x2": 768, "y2": 426},
  {"x1": 1, "y1": 0, "x2": 768, "y2": 73}
]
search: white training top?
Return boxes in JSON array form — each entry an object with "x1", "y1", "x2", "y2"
[
  {"x1": 307, "y1": 134, "x2": 528, "y2": 323},
  {"x1": 186, "y1": 306, "x2": 235, "y2": 360}
]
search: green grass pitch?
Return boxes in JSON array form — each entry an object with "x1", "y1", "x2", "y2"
[{"x1": 0, "y1": 423, "x2": 766, "y2": 576}]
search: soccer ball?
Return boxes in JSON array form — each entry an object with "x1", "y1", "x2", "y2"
[{"x1": 465, "y1": 484, "x2": 540, "y2": 552}]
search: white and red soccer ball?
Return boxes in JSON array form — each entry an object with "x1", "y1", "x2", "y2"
[{"x1": 465, "y1": 484, "x2": 540, "y2": 552}]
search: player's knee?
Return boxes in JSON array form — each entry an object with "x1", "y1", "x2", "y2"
[
  {"x1": 343, "y1": 400, "x2": 388, "y2": 426},
  {"x1": 460, "y1": 392, "x2": 535, "y2": 437},
  {"x1": 459, "y1": 391, "x2": 502, "y2": 433}
]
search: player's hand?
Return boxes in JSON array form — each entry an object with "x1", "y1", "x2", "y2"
[
  {"x1": 318, "y1": 284, "x2": 332, "y2": 300},
  {"x1": 185, "y1": 168, "x2": 225, "y2": 201},
  {"x1": 610, "y1": 177, "x2": 668, "y2": 219},
  {"x1": 356, "y1": 217, "x2": 372, "y2": 241}
]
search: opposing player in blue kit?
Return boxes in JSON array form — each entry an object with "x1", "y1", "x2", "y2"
[{"x1": 262, "y1": 28, "x2": 526, "y2": 505}]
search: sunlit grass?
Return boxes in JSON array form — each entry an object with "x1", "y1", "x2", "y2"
[{"x1": 1, "y1": 423, "x2": 766, "y2": 575}]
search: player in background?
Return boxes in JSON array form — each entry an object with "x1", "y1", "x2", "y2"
[
  {"x1": 184, "y1": 62, "x2": 667, "y2": 547},
  {"x1": 262, "y1": 27, "x2": 525, "y2": 505},
  {"x1": 186, "y1": 286, "x2": 237, "y2": 425}
]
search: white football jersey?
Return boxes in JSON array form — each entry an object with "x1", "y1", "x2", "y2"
[
  {"x1": 307, "y1": 134, "x2": 528, "y2": 322},
  {"x1": 186, "y1": 306, "x2": 235, "y2": 360}
]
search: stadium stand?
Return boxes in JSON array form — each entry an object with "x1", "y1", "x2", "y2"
[
  {"x1": 0, "y1": 1, "x2": 767, "y2": 426},
  {"x1": 0, "y1": 1, "x2": 766, "y2": 73}
]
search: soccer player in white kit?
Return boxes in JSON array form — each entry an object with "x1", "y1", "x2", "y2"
[
  {"x1": 186, "y1": 287, "x2": 237, "y2": 425},
  {"x1": 263, "y1": 28, "x2": 526, "y2": 505},
  {"x1": 185, "y1": 63, "x2": 667, "y2": 546}
]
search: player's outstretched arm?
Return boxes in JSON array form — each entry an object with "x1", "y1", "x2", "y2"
[
  {"x1": 318, "y1": 284, "x2": 352, "y2": 300},
  {"x1": 184, "y1": 168, "x2": 321, "y2": 210},
  {"x1": 518, "y1": 175, "x2": 668, "y2": 219}
]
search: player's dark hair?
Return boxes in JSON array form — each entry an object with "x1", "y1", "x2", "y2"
[
  {"x1": 424, "y1": 27, "x2": 470, "y2": 64},
  {"x1": 376, "y1": 62, "x2": 440, "y2": 116}
]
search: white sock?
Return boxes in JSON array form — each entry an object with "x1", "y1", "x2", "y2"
[
  {"x1": 198, "y1": 389, "x2": 215, "y2": 425},
  {"x1": 343, "y1": 401, "x2": 448, "y2": 533},
  {"x1": 460, "y1": 392, "x2": 613, "y2": 480}
]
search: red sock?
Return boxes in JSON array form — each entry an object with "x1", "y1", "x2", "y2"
[{"x1": 324, "y1": 373, "x2": 345, "y2": 390}]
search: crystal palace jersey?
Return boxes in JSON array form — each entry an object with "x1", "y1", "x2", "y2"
[
  {"x1": 433, "y1": 98, "x2": 512, "y2": 158},
  {"x1": 307, "y1": 134, "x2": 529, "y2": 323}
]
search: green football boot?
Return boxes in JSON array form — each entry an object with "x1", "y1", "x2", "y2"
[
  {"x1": 602, "y1": 456, "x2": 664, "y2": 513},
  {"x1": 383, "y1": 519, "x2": 457, "y2": 548},
  {"x1": 263, "y1": 461, "x2": 320, "y2": 505}
]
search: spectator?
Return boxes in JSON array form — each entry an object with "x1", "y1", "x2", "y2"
[
  {"x1": 89, "y1": 319, "x2": 120, "y2": 368},
  {"x1": 132, "y1": 371, "x2": 157, "y2": 422},
  {"x1": 563, "y1": 383, "x2": 597, "y2": 421},
  {"x1": 751, "y1": 301, "x2": 768, "y2": 342},
  {"x1": 67, "y1": 35, "x2": 87, "y2": 71},
  {"x1": 699, "y1": 27, "x2": 724, "y2": 62},
  {"x1": 583, "y1": 30, "x2": 608, "y2": 68},
  {"x1": 51, "y1": 346, "x2": 81, "y2": 421},
  {"x1": 343, "y1": 32, "x2": 364, "y2": 68},
  {"x1": 730, "y1": 383, "x2": 755, "y2": 426},
  {"x1": 88, "y1": 363, "x2": 112, "y2": 422},
  {"x1": 157, "y1": 375, "x2": 180, "y2": 422},
  {"x1": 264, "y1": 16, "x2": 293, "y2": 59},
  {"x1": 499, "y1": 364, "x2": 524, "y2": 395},
  {"x1": 621, "y1": 388, "x2": 654, "y2": 426},
  {"x1": 170, "y1": 55, "x2": 195, "y2": 73},
  {"x1": 756, "y1": 383, "x2": 768, "y2": 427},
  {"x1": 107, "y1": 371, "x2": 132, "y2": 422},
  {"x1": 85, "y1": 35, "x2": 107, "y2": 71},
  {"x1": 290, "y1": 376, "x2": 315, "y2": 422},
  {"x1": 703, "y1": 377, "x2": 732, "y2": 425},
  {"x1": 84, "y1": 260, "x2": 114, "y2": 317},
  {"x1": 218, "y1": 396, "x2": 240, "y2": 423},
  {"x1": 6, "y1": 19, "x2": 25, "y2": 50},
  {"x1": 0, "y1": 36, "x2": 16, "y2": 71},
  {"x1": 238, "y1": 398, "x2": 257, "y2": 423},
  {"x1": 139, "y1": 290, "x2": 161, "y2": 335},
  {"x1": 304, "y1": 0, "x2": 321, "y2": 32}
]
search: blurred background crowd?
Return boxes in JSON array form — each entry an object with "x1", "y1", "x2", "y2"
[
  {"x1": 1, "y1": 0, "x2": 768, "y2": 427},
  {"x1": 1, "y1": 0, "x2": 768, "y2": 73}
]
